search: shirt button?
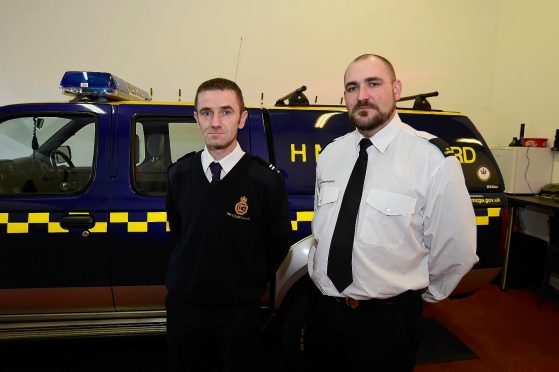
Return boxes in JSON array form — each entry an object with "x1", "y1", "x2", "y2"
[{"x1": 386, "y1": 208, "x2": 391, "y2": 213}]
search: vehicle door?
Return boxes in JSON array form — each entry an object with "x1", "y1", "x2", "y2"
[
  {"x1": 264, "y1": 108, "x2": 353, "y2": 243},
  {"x1": 0, "y1": 103, "x2": 112, "y2": 314}
]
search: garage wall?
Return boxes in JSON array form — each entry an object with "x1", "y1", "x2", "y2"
[
  {"x1": 0, "y1": 0, "x2": 557, "y2": 149},
  {"x1": 491, "y1": 0, "x2": 559, "y2": 146}
]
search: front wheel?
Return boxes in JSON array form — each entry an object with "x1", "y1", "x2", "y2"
[{"x1": 278, "y1": 279, "x2": 311, "y2": 370}]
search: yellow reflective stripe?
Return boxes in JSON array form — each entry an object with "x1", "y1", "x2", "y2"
[
  {"x1": 48, "y1": 222, "x2": 68, "y2": 233},
  {"x1": 89, "y1": 222, "x2": 108, "y2": 233},
  {"x1": 110, "y1": 212, "x2": 129, "y2": 223},
  {"x1": 28, "y1": 212, "x2": 50, "y2": 223},
  {"x1": 128, "y1": 222, "x2": 148, "y2": 233},
  {"x1": 0, "y1": 211, "x2": 174, "y2": 233},
  {"x1": 147, "y1": 212, "x2": 167, "y2": 222},
  {"x1": 7, "y1": 223, "x2": 28, "y2": 233},
  {"x1": 0, "y1": 208, "x2": 503, "y2": 233}
]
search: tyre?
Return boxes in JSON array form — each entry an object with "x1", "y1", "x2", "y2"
[{"x1": 278, "y1": 279, "x2": 311, "y2": 370}]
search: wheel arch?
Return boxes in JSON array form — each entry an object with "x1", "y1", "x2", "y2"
[{"x1": 275, "y1": 235, "x2": 314, "y2": 310}]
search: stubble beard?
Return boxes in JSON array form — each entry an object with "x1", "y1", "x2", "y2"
[
  {"x1": 205, "y1": 119, "x2": 240, "y2": 152},
  {"x1": 207, "y1": 134, "x2": 234, "y2": 152}
]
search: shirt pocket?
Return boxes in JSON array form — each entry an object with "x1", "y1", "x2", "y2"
[
  {"x1": 359, "y1": 189, "x2": 416, "y2": 250},
  {"x1": 312, "y1": 186, "x2": 340, "y2": 241}
]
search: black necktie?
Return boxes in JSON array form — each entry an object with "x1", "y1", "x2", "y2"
[
  {"x1": 209, "y1": 162, "x2": 222, "y2": 184},
  {"x1": 327, "y1": 138, "x2": 372, "y2": 293}
]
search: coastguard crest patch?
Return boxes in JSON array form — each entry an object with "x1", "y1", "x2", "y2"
[{"x1": 234, "y1": 196, "x2": 249, "y2": 216}]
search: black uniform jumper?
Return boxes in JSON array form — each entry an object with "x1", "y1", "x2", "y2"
[{"x1": 165, "y1": 151, "x2": 290, "y2": 371}]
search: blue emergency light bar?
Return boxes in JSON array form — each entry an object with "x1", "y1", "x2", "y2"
[{"x1": 60, "y1": 71, "x2": 151, "y2": 101}]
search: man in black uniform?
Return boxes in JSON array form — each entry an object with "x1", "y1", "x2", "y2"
[{"x1": 165, "y1": 78, "x2": 291, "y2": 371}]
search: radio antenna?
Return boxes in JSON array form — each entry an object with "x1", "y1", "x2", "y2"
[{"x1": 234, "y1": 37, "x2": 243, "y2": 82}]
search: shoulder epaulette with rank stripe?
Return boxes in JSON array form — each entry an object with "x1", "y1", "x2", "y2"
[
  {"x1": 254, "y1": 156, "x2": 282, "y2": 176},
  {"x1": 429, "y1": 138, "x2": 454, "y2": 157},
  {"x1": 319, "y1": 140, "x2": 333, "y2": 154}
]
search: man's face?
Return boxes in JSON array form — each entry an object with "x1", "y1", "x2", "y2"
[
  {"x1": 194, "y1": 89, "x2": 247, "y2": 153},
  {"x1": 343, "y1": 57, "x2": 401, "y2": 135}
]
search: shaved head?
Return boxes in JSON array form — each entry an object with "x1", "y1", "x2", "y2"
[{"x1": 344, "y1": 54, "x2": 396, "y2": 83}]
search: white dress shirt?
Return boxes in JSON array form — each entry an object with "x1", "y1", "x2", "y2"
[
  {"x1": 308, "y1": 114, "x2": 478, "y2": 302},
  {"x1": 200, "y1": 142, "x2": 245, "y2": 182}
]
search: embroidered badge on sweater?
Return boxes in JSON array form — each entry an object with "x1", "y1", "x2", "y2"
[
  {"x1": 227, "y1": 196, "x2": 250, "y2": 221},
  {"x1": 235, "y1": 196, "x2": 249, "y2": 216}
]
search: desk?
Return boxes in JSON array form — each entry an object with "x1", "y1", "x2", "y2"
[{"x1": 501, "y1": 195, "x2": 559, "y2": 301}]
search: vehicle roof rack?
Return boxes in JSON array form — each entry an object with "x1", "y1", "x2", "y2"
[
  {"x1": 274, "y1": 86, "x2": 440, "y2": 111},
  {"x1": 275, "y1": 86, "x2": 310, "y2": 106},
  {"x1": 397, "y1": 91, "x2": 438, "y2": 110}
]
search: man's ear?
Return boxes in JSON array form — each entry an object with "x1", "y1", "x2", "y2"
[
  {"x1": 238, "y1": 110, "x2": 248, "y2": 129},
  {"x1": 393, "y1": 80, "x2": 402, "y2": 101},
  {"x1": 193, "y1": 111, "x2": 200, "y2": 128}
]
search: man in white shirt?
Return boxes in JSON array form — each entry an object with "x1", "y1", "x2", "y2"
[{"x1": 306, "y1": 54, "x2": 478, "y2": 370}]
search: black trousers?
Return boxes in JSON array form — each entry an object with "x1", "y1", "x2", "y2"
[
  {"x1": 166, "y1": 294, "x2": 261, "y2": 372},
  {"x1": 305, "y1": 287, "x2": 423, "y2": 372}
]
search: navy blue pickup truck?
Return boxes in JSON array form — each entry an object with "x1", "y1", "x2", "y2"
[{"x1": 0, "y1": 72, "x2": 506, "y2": 364}]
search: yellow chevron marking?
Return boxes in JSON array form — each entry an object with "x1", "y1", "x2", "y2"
[
  {"x1": 476, "y1": 216, "x2": 489, "y2": 226},
  {"x1": 28, "y1": 213, "x2": 50, "y2": 223},
  {"x1": 291, "y1": 211, "x2": 315, "y2": 231},
  {"x1": 48, "y1": 222, "x2": 68, "y2": 233},
  {"x1": 488, "y1": 208, "x2": 501, "y2": 217},
  {"x1": 7, "y1": 223, "x2": 28, "y2": 234},
  {"x1": 128, "y1": 221, "x2": 148, "y2": 233},
  {"x1": 110, "y1": 212, "x2": 129, "y2": 223},
  {"x1": 147, "y1": 212, "x2": 167, "y2": 222},
  {"x1": 89, "y1": 222, "x2": 108, "y2": 233}
]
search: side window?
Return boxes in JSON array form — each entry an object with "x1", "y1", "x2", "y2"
[
  {"x1": 133, "y1": 117, "x2": 204, "y2": 196},
  {"x1": 0, "y1": 115, "x2": 96, "y2": 195}
]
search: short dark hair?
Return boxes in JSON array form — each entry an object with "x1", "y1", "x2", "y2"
[
  {"x1": 349, "y1": 54, "x2": 396, "y2": 81},
  {"x1": 194, "y1": 78, "x2": 245, "y2": 112}
]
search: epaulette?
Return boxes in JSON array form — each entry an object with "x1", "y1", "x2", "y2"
[
  {"x1": 168, "y1": 151, "x2": 196, "y2": 171},
  {"x1": 253, "y1": 156, "x2": 282, "y2": 177},
  {"x1": 177, "y1": 151, "x2": 196, "y2": 163},
  {"x1": 428, "y1": 138, "x2": 454, "y2": 157},
  {"x1": 319, "y1": 132, "x2": 350, "y2": 154},
  {"x1": 415, "y1": 131, "x2": 454, "y2": 158},
  {"x1": 319, "y1": 140, "x2": 333, "y2": 154}
]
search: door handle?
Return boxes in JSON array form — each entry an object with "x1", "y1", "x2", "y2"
[{"x1": 60, "y1": 215, "x2": 95, "y2": 230}]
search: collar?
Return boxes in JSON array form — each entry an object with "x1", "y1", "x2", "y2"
[
  {"x1": 201, "y1": 142, "x2": 245, "y2": 175},
  {"x1": 353, "y1": 113, "x2": 402, "y2": 155}
]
